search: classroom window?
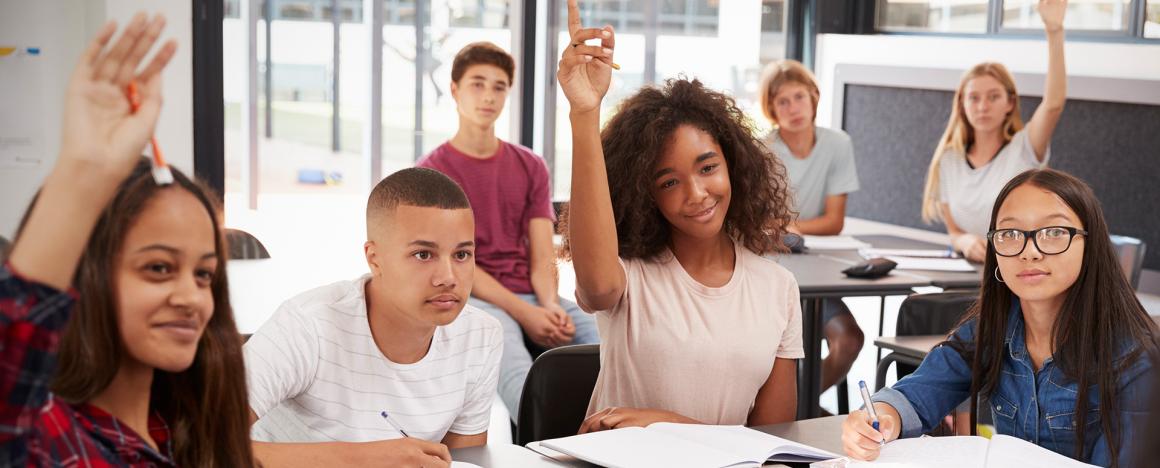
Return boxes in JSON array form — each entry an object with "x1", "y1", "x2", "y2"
[
  {"x1": 1146, "y1": 0, "x2": 1160, "y2": 38},
  {"x1": 1001, "y1": 0, "x2": 1131, "y2": 31},
  {"x1": 569, "y1": 0, "x2": 720, "y2": 37},
  {"x1": 448, "y1": 0, "x2": 511, "y2": 28},
  {"x1": 875, "y1": 0, "x2": 989, "y2": 33},
  {"x1": 549, "y1": 0, "x2": 783, "y2": 199}
]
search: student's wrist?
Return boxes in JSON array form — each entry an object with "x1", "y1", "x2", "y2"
[{"x1": 569, "y1": 108, "x2": 601, "y2": 124}]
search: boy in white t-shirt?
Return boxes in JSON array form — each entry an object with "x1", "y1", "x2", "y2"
[{"x1": 243, "y1": 168, "x2": 503, "y2": 468}]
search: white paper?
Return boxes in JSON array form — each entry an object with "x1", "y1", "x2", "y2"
[
  {"x1": 804, "y1": 235, "x2": 872, "y2": 250},
  {"x1": 860, "y1": 248, "x2": 957, "y2": 259},
  {"x1": 884, "y1": 256, "x2": 976, "y2": 272}
]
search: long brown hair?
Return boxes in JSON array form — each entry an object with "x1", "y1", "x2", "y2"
[
  {"x1": 33, "y1": 159, "x2": 254, "y2": 467},
  {"x1": 559, "y1": 77, "x2": 794, "y2": 260},
  {"x1": 922, "y1": 62, "x2": 1024, "y2": 223},
  {"x1": 947, "y1": 169, "x2": 1157, "y2": 466}
]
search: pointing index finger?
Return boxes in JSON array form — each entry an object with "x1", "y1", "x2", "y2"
[{"x1": 567, "y1": 0, "x2": 583, "y2": 37}]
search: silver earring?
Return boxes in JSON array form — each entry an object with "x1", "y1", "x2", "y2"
[{"x1": 994, "y1": 266, "x2": 1004, "y2": 283}]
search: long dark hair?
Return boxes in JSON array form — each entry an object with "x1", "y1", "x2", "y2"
[
  {"x1": 20, "y1": 159, "x2": 255, "y2": 467},
  {"x1": 559, "y1": 77, "x2": 794, "y2": 260},
  {"x1": 948, "y1": 169, "x2": 1157, "y2": 466}
]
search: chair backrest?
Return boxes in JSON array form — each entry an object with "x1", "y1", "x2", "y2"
[
  {"x1": 895, "y1": 291, "x2": 977, "y2": 380},
  {"x1": 515, "y1": 343, "x2": 600, "y2": 446},
  {"x1": 225, "y1": 228, "x2": 271, "y2": 260},
  {"x1": 896, "y1": 291, "x2": 977, "y2": 338},
  {"x1": 0, "y1": 235, "x2": 9, "y2": 262},
  {"x1": 1110, "y1": 235, "x2": 1146, "y2": 290}
]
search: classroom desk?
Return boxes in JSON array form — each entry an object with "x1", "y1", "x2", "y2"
[
  {"x1": 872, "y1": 335, "x2": 947, "y2": 391},
  {"x1": 774, "y1": 253, "x2": 932, "y2": 420},
  {"x1": 451, "y1": 443, "x2": 570, "y2": 467}
]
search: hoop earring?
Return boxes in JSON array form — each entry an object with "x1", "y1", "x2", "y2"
[{"x1": 994, "y1": 266, "x2": 1005, "y2": 283}]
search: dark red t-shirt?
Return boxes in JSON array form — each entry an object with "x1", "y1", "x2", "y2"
[{"x1": 417, "y1": 141, "x2": 555, "y2": 294}]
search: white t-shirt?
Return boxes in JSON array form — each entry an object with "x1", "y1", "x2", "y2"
[
  {"x1": 939, "y1": 129, "x2": 1050, "y2": 237},
  {"x1": 244, "y1": 274, "x2": 503, "y2": 443},
  {"x1": 765, "y1": 126, "x2": 860, "y2": 220},
  {"x1": 581, "y1": 241, "x2": 804, "y2": 425}
]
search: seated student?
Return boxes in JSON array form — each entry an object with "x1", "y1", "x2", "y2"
[
  {"x1": 758, "y1": 59, "x2": 864, "y2": 406},
  {"x1": 843, "y1": 169, "x2": 1158, "y2": 467},
  {"x1": 557, "y1": 0, "x2": 802, "y2": 431},
  {"x1": 922, "y1": 0, "x2": 1068, "y2": 262},
  {"x1": 244, "y1": 168, "x2": 502, "y2": 468},
  {"x1": 417, "y1": 42, "x2": 599, "y2": 420},
  {"x1": 1, "y1": 15, "x2": 254, "y2": 466}
]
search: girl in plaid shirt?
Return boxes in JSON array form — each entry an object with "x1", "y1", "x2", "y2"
[{"x1": 1, "y1": 14, "x2": 254, "y2": 467}]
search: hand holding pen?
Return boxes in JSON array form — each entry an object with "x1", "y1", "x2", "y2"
[{"x1": 839, "y1": 380, "x2": 899, "y2": 461}]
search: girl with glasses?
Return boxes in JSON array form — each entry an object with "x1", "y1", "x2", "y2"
[{"x1": 842, "y1": 169, "x2": 1158, "y2": 467}]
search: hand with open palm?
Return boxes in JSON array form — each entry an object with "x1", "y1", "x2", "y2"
[
  {"x1": 1038, "y1": 0, "x2": 1067, "y2": 33},
  {"x1": 60, "y1": 13, "x2": 177, "y2": 179},
  {"x1": 557, "y1": 0, "x2": 616, "y2": 115}
]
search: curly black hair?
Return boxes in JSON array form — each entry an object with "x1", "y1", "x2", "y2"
[{"x1": 560, "y1": 77, "x2": 794, "y2": 260}]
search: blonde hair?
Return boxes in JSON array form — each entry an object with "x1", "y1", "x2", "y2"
[
  {"x1": 758, "y1": 59, "x2": 821, "y2": 126},
  {"x1": 921, "y1": 62, "x2": 1024, "y2": 223}
]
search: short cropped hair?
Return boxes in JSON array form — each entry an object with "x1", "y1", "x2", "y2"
[
  {"x1": 366, "y1": 168, "x2": 471, "y2": 237},
  {"x1": 451, "y1": 42, "x2": 515, "y2": 85},
  {"x1": 757, "y1": 59, "x2": 820, "y2": 126}
]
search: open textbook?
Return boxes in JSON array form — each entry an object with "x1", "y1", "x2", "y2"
[
  {"x1": 840, "y1": 435, "x2": 1097, "y2": 468},
  {"x1": 540, "y1": 423, "x2": 840, "y2": 467}
]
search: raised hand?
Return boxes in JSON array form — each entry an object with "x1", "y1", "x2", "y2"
[
  {"x1": 1038, "y1": 0, "x2": 1067, "y2": 32},
  {"x1": 61, "y1": 13, "x2": 177, "y2": 177},
  {"x1": 556, "y1": 0, "x2": 615, "y2": 114}
]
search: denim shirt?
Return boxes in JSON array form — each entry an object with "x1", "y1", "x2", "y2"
[{"x1": 872, "y1": 301, "x2": 1154, "y2": 467}]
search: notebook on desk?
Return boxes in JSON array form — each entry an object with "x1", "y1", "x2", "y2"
[
  {"x1": 844, "y1": 435, "x2": 1097, "y2": 468},
  {"x1": 539, "y1": 423, "x2": 840, "y2": 467}
]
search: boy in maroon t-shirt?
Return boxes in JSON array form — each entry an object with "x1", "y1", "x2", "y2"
[{"x1": 417, "y1": 42, "x2": 599, "y2": 421}]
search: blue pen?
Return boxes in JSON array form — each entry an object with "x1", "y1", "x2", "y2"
[
  {"x1": 380, "y1": 411, "x2": 410, "y2": 438},
  {"x1": 858, "y1": 380, "x2": 885, "y2": 446}
]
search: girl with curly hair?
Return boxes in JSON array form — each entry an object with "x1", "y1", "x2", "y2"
[{"x1": 557, "y1": 0, "x2": 802, "y2": 431}]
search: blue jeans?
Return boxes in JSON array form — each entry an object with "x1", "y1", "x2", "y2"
[{"x1": 468, "y1": 294, "x2": 600, "y2": 421}]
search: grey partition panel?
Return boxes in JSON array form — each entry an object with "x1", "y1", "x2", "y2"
[{"x1": 841, "y1": 84, "x2": 1160, "y2": 270}]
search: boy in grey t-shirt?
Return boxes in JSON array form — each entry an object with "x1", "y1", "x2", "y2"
[{"x1": 759, "y1": 60, "x2": 863, "y2": 407}]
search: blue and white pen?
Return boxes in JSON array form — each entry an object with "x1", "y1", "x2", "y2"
[
  {"x1": 380, "y1": 411, "x2": 410, "y2": 438},
  {"x1": 858, "y1": 380, "x2": 885, "y2": 446}
]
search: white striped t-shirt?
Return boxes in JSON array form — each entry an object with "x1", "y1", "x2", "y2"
[{"x1": 244, "y1": 274, "x2": 503, "y2": 443}]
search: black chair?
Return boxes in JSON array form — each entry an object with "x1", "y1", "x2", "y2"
[
  {"x1": 225, "y1": 228, "x2": 271, "y2": 260},
  {"x1": 515, "y1": 343, "x2": 600, "y2": 446},
  {"x1": 1111, "y1": 235, "x2": 1146, "y2": 290},
  {"x1": 890, "y1": 291, "x2": 977, "y2": 381},
  {"x1": 0, "y1": 235, "x2": 9, "y2": 262}
]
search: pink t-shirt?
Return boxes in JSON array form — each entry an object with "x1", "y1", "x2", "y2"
[
  {"x1": 581, "y1": 242, "x2": 804, "y2": 425},
  {"x1": 417, "y1": 141, "x2": 555, "y2": 294}
]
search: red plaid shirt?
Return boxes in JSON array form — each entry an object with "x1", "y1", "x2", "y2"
[{"x1": 0, "y1": 264, "x2": 176, "y2": 467}]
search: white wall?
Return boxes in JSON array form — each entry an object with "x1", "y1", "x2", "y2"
[
  {"x1": 813, "y1": 33, "x2": 1160, "y2": 128},
  {"x1": 0, "y1": 0, "x2": 192, "y2": 237}
]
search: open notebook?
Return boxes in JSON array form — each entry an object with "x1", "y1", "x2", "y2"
[
  {"x1": 539, "y1": 423, "x2": 840, "y2": 467},
  {"x1": 844, "y1": 435, "x2": 1098, "y2": 468}
]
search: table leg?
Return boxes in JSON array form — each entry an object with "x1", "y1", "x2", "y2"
[{"x1": 798, "y1": 298, "x2": 824, "y2": 419}]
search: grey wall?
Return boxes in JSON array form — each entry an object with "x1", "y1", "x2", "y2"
[{"x1": 842, "y1": 84, "x2": 1160, "y2": 270}]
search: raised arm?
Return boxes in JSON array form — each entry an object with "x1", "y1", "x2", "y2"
[
  {"x1": 1025, "y1": 0, "x2": 1067, "y2": 161},
  {"x1": 8, "y1": 14, "x2": 175, "y2": 290},
  {"x1": 558, "y1": 0, "x2": 624, "y2": 311}
]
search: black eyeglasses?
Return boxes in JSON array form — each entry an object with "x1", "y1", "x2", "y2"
[{"x1": 986, "y1": 226, "x2": 1088, "y2": 257}]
